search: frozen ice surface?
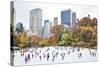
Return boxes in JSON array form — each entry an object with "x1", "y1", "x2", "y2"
[{"x1": 14, "y1": 46, "x2": 97, "y2": 66}]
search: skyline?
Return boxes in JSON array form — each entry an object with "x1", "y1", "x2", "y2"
[
  {"x1": 14, "y1": 1, "x2": 97, "y2": 30},
  {"x1": 11, "y1": 1, "x2": 97, "y2": 66}
]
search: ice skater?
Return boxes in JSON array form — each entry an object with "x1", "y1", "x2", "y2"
[
  {"x1": 32, "y1": 54, "x2": 34, "y2": 58},
  {"x1": 55, "y1": 52, "x2": 58, "y2": 57},
  {"x1": 78, "y1": 52, "x2": 82, "y2": 59},
  {"x1": 52, "y1": 55, "x2": 56, "y2": 62},
  {"x1": 25, "y1": 56, "x2": 28, "y2": 64},
  {"x1": 39, "y1": 55, "x2": 42, "y2": 61},
  {"x1": 47, "y1": 53, "x2": 50, "y2": 61},
  {"x1": 61, "y1": 53, "x2": 65, "y2": 60},
  {"x1": 28, "y1": 54, "x2": 30, "y2": 60}
]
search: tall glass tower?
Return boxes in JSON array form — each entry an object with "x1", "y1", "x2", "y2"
[
  {"x1": 30, "y1": 8, "x2": 42, "y2": 37},
  {"x1": 61, "y1": 9, "x2": 76, "y2": 28},
  {"x1": 43, "y1": 20, "x2": 50, "y2": 38}
]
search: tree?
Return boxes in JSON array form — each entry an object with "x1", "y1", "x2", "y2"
[
  {"x1": 17, "y1": 32, "x2": 27, "y2": 48},
  {"x1": 13, "y1": 33, "x2": 20, "y2": 47},
  {"x1": 78, "y1": 16, "x2": 97, "y2": 48},
  {"x1": 39, "y1": 39, "x2": 49, "y2": 46},
  {"x1": 80, "y1": 30, "x2": 92, "y2": 42},
  {"x1": 48, "y1": 34, "x2": 57, "y2": 45},
  {"x1": 79, "y1": 17, "x2": 92, "y2": 26},
  {"x1": 58, "y1": 32, "x2": 73, "y2": 46},
  {"x1": 50, "y1": 25, "x2": 64, "y2": 43},
  {"x1": 72, "y1": 31, "x2": 80, "y2": 43},
  {"x1": 51, "y1": 25, "x2": 64, "y2": 34},
  {"x1": 30, "y1": 35, "x2": 42, "y2": 47},
  {"x1": 25, "y1": 36, "x2": 32, "y2": 48}
]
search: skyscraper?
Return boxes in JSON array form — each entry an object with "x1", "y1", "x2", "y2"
[
  {"x1": 30, "y1": 8, "x2": 42, "y2": 37},
  {"x1": 61, "y1": 9, "x2": 76, "y2": 28},
  {"x1": 54, "y1": 17, "x2": 58, "y2": 25},
  {"x1": 16, "y1": 22, "x2": 24, "y2": 33},
  {"x1": 43, "y1": 20, "x2": 51, "y2": 38}
]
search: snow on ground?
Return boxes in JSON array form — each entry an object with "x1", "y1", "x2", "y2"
[{"x1": 13, "y1": 46, "x2": 97, "y2": 66}]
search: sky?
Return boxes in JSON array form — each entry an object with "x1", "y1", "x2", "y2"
[{"x1": 14, "y1": 1, "x2": 97, "y2": 30}]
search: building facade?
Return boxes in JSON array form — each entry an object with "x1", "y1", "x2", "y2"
[
  {"x1": 16, "y1": 22, "x2": 23, "y2": 33},
  {"x1": 61, "y1": 9, "x2": 76, "y2": 28},
  {"x1": 30, "y1": 8, "x2": 42, "y2": 37},
  {"x1": 54, "y1": 17, "x2": 58, "y2": 25},
  {"x1": 43, "y1": 20, "x2": 51, "y2": 38}
]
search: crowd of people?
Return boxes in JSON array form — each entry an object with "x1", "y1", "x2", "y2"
[{"x1": 13, "y1": 46, "x2": 97, "y2": 64}]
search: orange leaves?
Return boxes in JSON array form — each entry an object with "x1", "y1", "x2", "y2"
[
  {"x1": 48, "y1": 34, "x2": 57, "y2": 45},
  {"x1": 79, "y1": 17, "x2": 92, "y2": 23},
  {"x1": 79, "y1": 17, "x2": 97, "y2": 32},
  {"x1": 51, "y1": 24, "x2": 64, "y2": 34},
  {"x1": 80, "y1": 26, "x2": 93, "y2": 31},
  {"x1": 30, "y1": 35, "x2": 42, "y2": 45}
]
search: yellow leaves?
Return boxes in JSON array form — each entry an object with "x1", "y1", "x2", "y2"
[
  {"x1": 80, "y1": 26, "x2": 93, "y2": 31},
  {"x1": 79, "y1": 17, "x2": 97, "y2": 31},
  {"x1": 79, "y1": 17, "x2": 97, "y2": 40},
  {"x1": 39, "y1": 39, "x2": 48, "y2": 46},
  {"x1": 16, "y1": 32, "x2": 27, "y2": 48},
  {"x1": 18, "y1": 44, "x2": 25, "y2": 48}
]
